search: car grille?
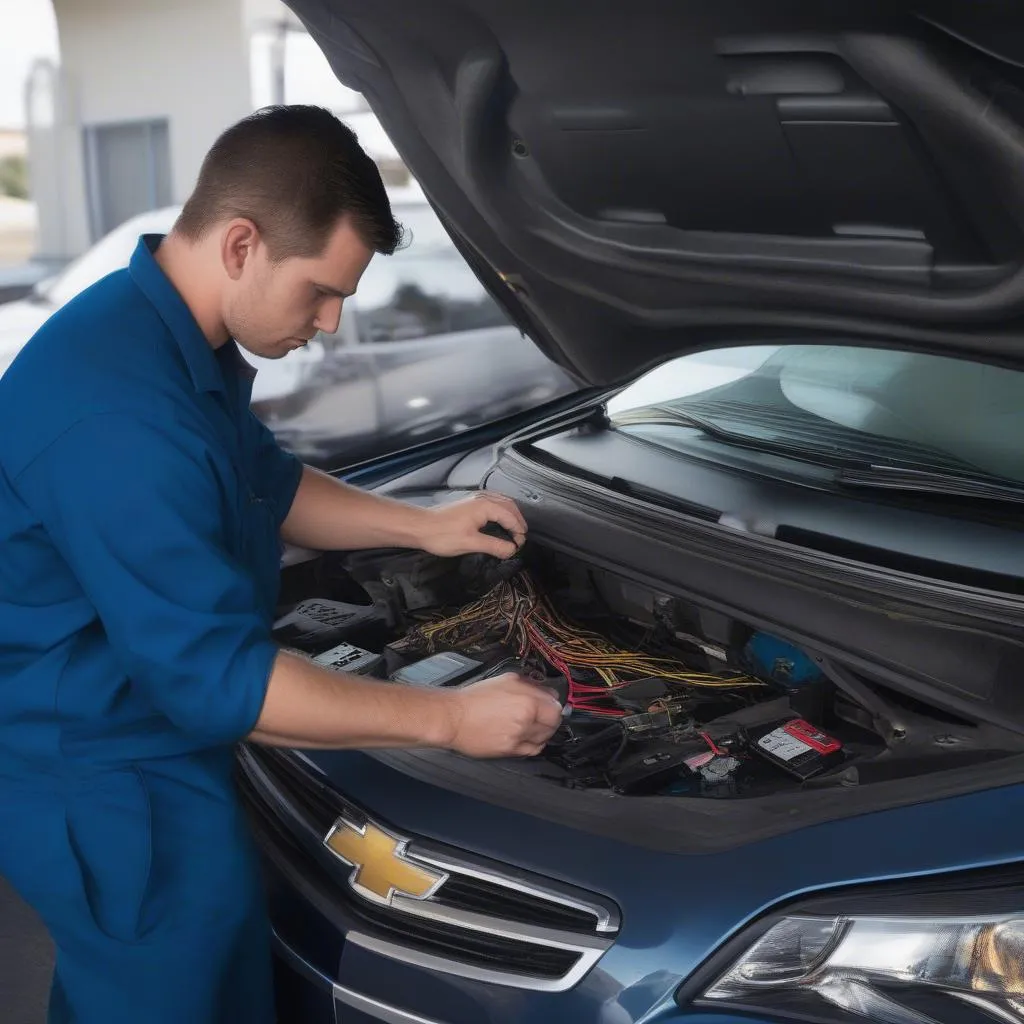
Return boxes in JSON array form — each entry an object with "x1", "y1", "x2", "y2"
[
  {"x1": 237, "y1": 745, "x2": 619, "y2": 991},
  {"x1": 434, "y1": 874, "x2": 601, "y2": 933}
]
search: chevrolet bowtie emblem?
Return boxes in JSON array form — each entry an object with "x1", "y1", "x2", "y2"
[{"x1": 323, "y1": 817, "x2": 446, "y2": 905}]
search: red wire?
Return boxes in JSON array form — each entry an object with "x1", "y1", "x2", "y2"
[
  {"x1": 523, "y1": 622, "x2": 629, "y2": 717},
  {"x1": 700, "y1": 731, "x2": 724, "y2": 756}
]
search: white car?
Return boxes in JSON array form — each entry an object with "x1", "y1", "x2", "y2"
[
  {"x1": 0, "y1": 187, "x2": 427, "y2": 402},
  {"x1": 0, "y1": 188, "x2": 574, "y2": 467}
]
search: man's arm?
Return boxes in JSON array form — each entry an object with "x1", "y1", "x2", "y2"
[
  {"x1": 248, "y1": 650, "x2": 562, "y2": 757},
  {"x1": 281, "y1": 466, "x2": 527, "y2": 559},
  {"x1": 267, "y1": 471, "x2": 560, "y2": 754},
  {"x1": 18, "y1": 416, "x2": 561, "y2": 757}
]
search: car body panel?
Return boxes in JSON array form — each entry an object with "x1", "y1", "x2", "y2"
[
  {"x1": 242, "y1": 386, "x2": 1024, "y2": 1021},
  {"x1": 285, "y1": 0, "x2": 1024, "y2": 382},
  {"x1": 257, "y1": 744, "x2": 1024, "y2": 1023}
]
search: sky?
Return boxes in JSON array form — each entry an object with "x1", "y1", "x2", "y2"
[{"x1": 0, "y1": 0, "x2": 59, "y2": 129}]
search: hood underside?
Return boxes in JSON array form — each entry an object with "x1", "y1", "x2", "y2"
[{"x1": 286, "y1": 0, "x2": 1024, "y2": 384}]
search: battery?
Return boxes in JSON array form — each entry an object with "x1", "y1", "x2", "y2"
[
  {"x1": 311, "y1": 642, "x2": 383, "y2": 676},
  {"x1": 749, "y1": 718, "x2": 844, "y2": 780},
  {"x1": 389, "y1": 652, "x2": 483, "y2": 688}
]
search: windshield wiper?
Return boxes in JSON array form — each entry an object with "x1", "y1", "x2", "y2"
[
  {"x1": 612, "y1": 405, "x2": 858, "y2": 466},
  {"x1": 613, "y1": 405, "x2": 784, "y2": 447},
  {"x1": 614, "y1": 408, "x2": 1024, "y2": 500},
  {"x1": 835, "y1": 465, "x2": 1024, "y2": 505}
]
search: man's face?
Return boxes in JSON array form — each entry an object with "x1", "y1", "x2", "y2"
[{"x1": 225, "y1": 217, "x2": 374, "y2": 360}]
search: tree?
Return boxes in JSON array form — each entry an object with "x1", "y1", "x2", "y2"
[{"x1": 0, "y1": 156, "x2": 29, "y2": 201}]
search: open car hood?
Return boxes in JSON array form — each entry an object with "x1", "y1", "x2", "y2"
[{"x1": 285, "y1": 0, "x2": 1024, "y2": 384}]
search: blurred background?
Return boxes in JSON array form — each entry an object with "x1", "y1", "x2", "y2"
[
  {"x1": 0, "y1": 0, "x2": 576, "y2": 471},
  {"x1": 0, "y1": 0, "x2": 405, "y2": 280}
]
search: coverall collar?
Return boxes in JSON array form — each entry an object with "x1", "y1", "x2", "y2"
[{"x1": 129, "y1": 234, "x2": 226, "y2": 395}]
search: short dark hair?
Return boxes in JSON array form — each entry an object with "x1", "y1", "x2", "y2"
[{"x1": 175, "y1": 105, "x2": 403, "y2": 260}]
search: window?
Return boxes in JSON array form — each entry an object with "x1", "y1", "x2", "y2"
[
  {"x1": 350, "y1": 203, "x2": 510, "y2": 345},
  {"x1": 610, "y1": 345, "x2": 1024, "y2": 486},
  {"x1": 14, "y1": 178, "x2": 576, "y2": 474},
  {"x1": 251, "y1": 199, "x2": 577, "y2": 469}
]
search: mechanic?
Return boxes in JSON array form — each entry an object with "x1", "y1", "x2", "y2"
[{"x1": 0, "y1": 105, "x2": 562, "y2": 1024}]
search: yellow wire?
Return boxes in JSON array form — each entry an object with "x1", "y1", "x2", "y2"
[{"x1": 401, "y1": 572, "x2": 764, "y2": 691}]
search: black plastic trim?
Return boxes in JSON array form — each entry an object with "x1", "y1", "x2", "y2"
[{"x1": 488, "y1": 450, "x2": 1024, "y2": 728}]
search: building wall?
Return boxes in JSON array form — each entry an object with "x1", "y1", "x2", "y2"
[
  {"x1": 41, "y1": 0, "x2": 253, "y2": 259},
  {"x1": 33, "y1": 0, "x2": 392, "y2": 262}
]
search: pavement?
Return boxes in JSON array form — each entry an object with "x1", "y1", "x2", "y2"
[{"x1": 0, "y1": 875, "x2": 53, "y2": 1024}]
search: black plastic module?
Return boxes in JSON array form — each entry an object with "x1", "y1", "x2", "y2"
[
  {"x1": 607, "y1": 737, "x2": 710, "y2": 794},
  {"x1": 272, "y1": 599, "x2": 384, "y2": 653}
]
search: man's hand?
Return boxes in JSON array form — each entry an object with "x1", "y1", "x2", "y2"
[
  {"x1": 281, "y1": 468, "x2": 529, "y2": 558},
  {"x1": 421, "y1": 493, "x2": 527, "y2": 560},
  {"x1": 252, "y1": 656, "x2": 564, "y2": 756},
  {"x1": 441, "y1": 674, "x2": 563, "y2": 758}
]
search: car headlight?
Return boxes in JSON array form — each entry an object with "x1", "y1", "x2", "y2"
[{"x1": 697, "y1": 912, "x2": 1024, "y2": 1023}]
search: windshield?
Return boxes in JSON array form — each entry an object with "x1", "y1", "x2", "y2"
[{"x1": 609, "y1": 345, "x2": 1024, "y2": 485}]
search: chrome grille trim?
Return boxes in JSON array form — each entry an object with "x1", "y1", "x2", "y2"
[
  {"x1": 405, "y1": 842, "x2": 621, "y2": 935},
  {"x1": 389, "y1": 895, "x2": 612, "y2": 952},
  {"x1": 338, "y1": 843, "x2": 618, "y2": 989},
  {"x1": 346, "y1": 930, "x2": 610, "y2": 994}
]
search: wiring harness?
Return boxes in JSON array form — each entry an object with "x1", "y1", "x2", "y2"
[{"x1": 393, "y1": 571, "x2": 763, "y2": 716}]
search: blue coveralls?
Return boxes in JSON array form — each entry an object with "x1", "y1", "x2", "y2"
[{"x1": 0, "y1": 236, "x2": 303, "y2": 1022}]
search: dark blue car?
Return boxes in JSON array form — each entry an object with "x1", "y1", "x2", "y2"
[{"x1": 239, "y1": 3, "x2": 1024, "y2": 1022}]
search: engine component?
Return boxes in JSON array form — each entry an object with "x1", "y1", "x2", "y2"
[
  {"x1": 744, "y1": 633, "x2": 823, "y2": 687},
  {"x1": 395, "y1": 570, "x2": 764, "y2": 719},
  {"x1": 606, "y1": 737, "x2": 709, "y2": 794},
  {"x1": 273, "y1": 599, "x2": 383, "y2": 653},
  {"x1": 376, "y1": 564, "x2": 876, "y2": 797},
  {"x1": 549, "y1": 718, "x2": 626, "y2": 771},
  {"x1": 389, "y1": 652, "x2": 483, "y2": 688},
  {"x1": 606, "y1": 677, "x2": 673, "y2": 713},
  {"x1": 621, "y1": 704, "x2": 695, "y2": 738},
  {"x1": 311, "y1": 642, "x2": 383, "y2": 676}
]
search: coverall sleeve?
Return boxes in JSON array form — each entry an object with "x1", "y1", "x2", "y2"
[
  {"x1": 245, "y1": 410, "x2": 304, "y2": 526},
  {"x1": 15, "y1": 413, "x2": 280, "y2": 745}
]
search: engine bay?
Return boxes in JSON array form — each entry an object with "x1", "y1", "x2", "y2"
[{"x1": 274, "y1": 537, "x2": 1018, "y2": 801}]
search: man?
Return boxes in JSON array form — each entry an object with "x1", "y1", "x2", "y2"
[{"x1": 0, "y1": 106, "x2": 562, "y2": 1024}]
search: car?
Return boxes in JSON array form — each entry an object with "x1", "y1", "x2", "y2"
[
  {"x1": 237, "y1": 3, "x2": 1024, "y2": 1024},
  {"x1": 0, "y1": 188, "x2": 574, "y2": 469}
]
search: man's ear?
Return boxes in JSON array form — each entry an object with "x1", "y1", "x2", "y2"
[{"x1": 221, "y1": 219, "x2": 260, "y2": 281}]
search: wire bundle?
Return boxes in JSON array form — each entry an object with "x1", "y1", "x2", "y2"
[{"x1": 397, "y1": 572, "x2": 763, "y2": 715}]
